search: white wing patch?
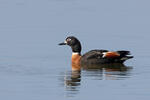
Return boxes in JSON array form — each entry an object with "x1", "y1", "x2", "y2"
[{"x1": 102, "y1": 52, "x2": 107, "y2": 58}]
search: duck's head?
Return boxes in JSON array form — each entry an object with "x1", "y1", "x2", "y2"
[{"x1": 59, "y1": 36, "x2": 82, "y2": 54}]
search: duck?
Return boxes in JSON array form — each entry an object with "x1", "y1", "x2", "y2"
[{"x1": 59, "y1": 36, "x2": 133, "y2": 71}]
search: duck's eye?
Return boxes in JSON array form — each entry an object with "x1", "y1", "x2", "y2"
[{"x1": 67, "y1": 38, "x2": 71, "y2": 41}]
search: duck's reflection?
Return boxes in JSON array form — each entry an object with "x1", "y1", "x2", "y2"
[
  {"x1": 64, "y1": 70, "x2": 81, "y2": 87},
  {"x1": 61, "y1": 70, "x2": 81, "y2": 97},
  {"x1": 82, "y1": 63, "x2": 132, "y2": 80},
  {"x1": 60, "y1": 63, "x2": 132, "y2": 97}
]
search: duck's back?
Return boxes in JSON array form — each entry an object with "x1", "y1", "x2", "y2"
[{"x1": 80, "y1": 50, "x2": 133, "y2": 65}]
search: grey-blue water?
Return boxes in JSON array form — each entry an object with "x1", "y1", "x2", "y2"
[{"x1": 0, "y1": 0, "x2": 150, "y2": 100}]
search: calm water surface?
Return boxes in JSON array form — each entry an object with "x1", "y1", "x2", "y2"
[{"x1": 0, "y1": 0, "x2": 150, "y2": 100}]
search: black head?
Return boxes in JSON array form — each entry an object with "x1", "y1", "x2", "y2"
[{"x1": 59, "y1": 36, "x2": 82, "y2": 53}]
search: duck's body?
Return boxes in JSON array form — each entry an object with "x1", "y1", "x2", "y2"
[
  {"x1": 81, "y1": 50, "x2": 133, "y2": 64},
  {"x1": 59, "y1": 36, "x2": 133, "y2": 71}
]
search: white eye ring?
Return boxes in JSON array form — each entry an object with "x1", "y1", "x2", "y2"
[{"x1": 67, "y1": 38, "x2": 71, "y2": 41}]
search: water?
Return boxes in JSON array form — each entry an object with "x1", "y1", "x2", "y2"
[{"x1": 0, "y1": 0, "x2": 150, "y2": 100}]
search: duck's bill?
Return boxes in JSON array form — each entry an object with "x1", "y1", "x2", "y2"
[{"x1": 58, "y1": 42, "x2": 67, "y2": 45}]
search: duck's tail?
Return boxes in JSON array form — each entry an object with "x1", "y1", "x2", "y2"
[{"x1": 117, "y1": 50, "x2": 134, "y2": 61}]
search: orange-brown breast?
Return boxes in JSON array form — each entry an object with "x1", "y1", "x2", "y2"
[
  {"x1": 105, "y1": 52, "x2": 120, "y2": 58},
  {"x1": 71, "y1": 54, "x2": 81, "y2": 71}
]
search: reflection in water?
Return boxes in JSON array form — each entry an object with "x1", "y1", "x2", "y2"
[
  {"x1": 82, "y1": 63, "x2": 132, "y2": 80},
  {"x1": 59, "y1": 70, "x2": 81, "y2": 97},
  {"x1": 60, "y1": 63, "x2": 132, "y2": 97},
  {"x1": 64, "y1": 71, "x2": 81, "y2": 87}
]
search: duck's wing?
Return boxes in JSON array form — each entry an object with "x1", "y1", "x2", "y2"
[
  {"x1": 101, "y1": 50, "x2": 133, "y2": 59},
  {"x1": 82, "y1": 49, "x2": 108, "y2": 60},
  {"x1": 81, "y1": 50, "x2": 133, "y2": 65},
  {"x1": 102, "y1": 51, "x2": 120, "y2": 58},
  {"x1": 82, "y1": 50, "x2": 133, "y2": 60}
]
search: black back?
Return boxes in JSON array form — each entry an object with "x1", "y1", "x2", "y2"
[{"x1": 81, "y1": 50, "x2": 133, "y2": 65}]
